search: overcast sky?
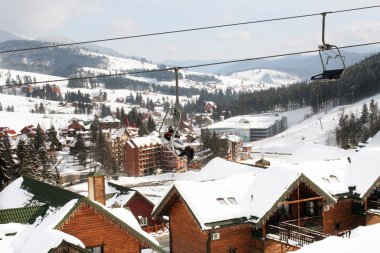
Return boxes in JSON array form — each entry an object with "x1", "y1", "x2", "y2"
[{"x1": 0, "y1": 0, "x2": 379, "y2": 62}]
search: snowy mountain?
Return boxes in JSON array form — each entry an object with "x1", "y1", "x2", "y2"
[
  {"x1": 217, "y1": 50, "x2": 376, "y2": 79},
  {"x1": 229, "y1": 68, "x2": 302, "y2": 88}
]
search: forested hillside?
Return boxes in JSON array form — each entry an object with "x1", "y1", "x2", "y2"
[
  {"x1": 0, "y1": 40, "x2": 107, "y2": 76},
  {"x1": 184, "y1": 53, "x2": 380, "y2": 119}
]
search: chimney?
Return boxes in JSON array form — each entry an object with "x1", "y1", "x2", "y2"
[
  {"x1": 88, "y1": 172, "x2": 106, "y2": 205},
  {"x1": 348, "y1": 185, "x2": 356, "y2": 195}
]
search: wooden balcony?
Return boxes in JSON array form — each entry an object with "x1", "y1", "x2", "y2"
[
  {"x1": 266, "y1": 216, "x2": 328, "y2": 247},
  {"x1": 280, "y1": 216, "x2": 323, "y2": 232},
  {"x1": 368, "y1": 200, "x2": 380, "y2": 211},
  {"x1": 266, "y1": 216, "x2": 351, "y2": 248}
]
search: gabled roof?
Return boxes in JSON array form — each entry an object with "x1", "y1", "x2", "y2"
[
  {"x1": 0, "y1": 177, "x2": 164, "y2": 253},
  {"x1": 0, "y1": 205, "x2": 49, "y2": 224},
  {"x1": 0, "y1": 177, "x2": 83, "y2": 210},
  {"x1": 107, "y1": 182, "x2": 154, "y2": 208},
  {"x1": 153, "y1": 158, "x2": 336, "y2": 230},
  {"x1": 49, "y1": 240, "x2": 90, "y2": 253},
  {"x1": 347, "y1": 146, "x2": 380, "y2": 199},
  {"x1": 0, "y1": 222, "x2": 86, "y2": 253}
]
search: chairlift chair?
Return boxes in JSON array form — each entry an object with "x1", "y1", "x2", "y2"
[{"x1": 311, "y1": 13, "x2": 346, "y2": 82}]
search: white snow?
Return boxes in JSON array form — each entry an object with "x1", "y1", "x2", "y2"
[
  {"x1": 0, "y1": 178, "x2": 34, "y2": 209},
  {"x1": 297, "y1": 223, "x2": 380, "y2": 253},
  {"x1": 230, "y1": 68, "x2": 302, "y2": 87},
  {"x1": 0, "y1": 200, "x2": 84, "y2": 253}
]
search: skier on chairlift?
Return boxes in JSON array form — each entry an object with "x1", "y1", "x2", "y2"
[{"x1": 164, "y1": 125, "x2": 194, "y2": 162}]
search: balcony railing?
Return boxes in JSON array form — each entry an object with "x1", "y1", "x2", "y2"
[
  {"x1": 278, "y1": 222, "x2": 328, "y2": 241},
  {"x1": 266, "y1": 216, "x2": 328, "y2": 247},
  {"x1": 281, "y1": 216, "x2": 323, "y2": 231},
  {"x1": 267, "y1": 225, "x2": 316, "y2": 247},
  {"x1": 368, "y1": 200, "x2": 380, "y2": 211}
]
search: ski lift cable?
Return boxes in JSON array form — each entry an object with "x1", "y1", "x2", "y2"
[
  {"x1": 4, "y1": 41, "x2": 380, "y2": 87},
  {"x1": 0, "y1": 5, "x2": 379, "y2": 54}
]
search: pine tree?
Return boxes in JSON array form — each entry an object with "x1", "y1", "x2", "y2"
[
  {"x1": 96, "y1": 127, "x2": 106, "y2": 165},
  {"x1": 33, "y1": 124, "x2": 45, "y2": 151},
  {"x1": 74, "y1": 134, "x2": 87, "y2": 166},
  {"x1": 360, "y1": 103, "x2": 369, "y2": 125},
  {"x1": 90, "y1": 115, "x2": 100, "y2": 143},
  {"x1": 0, "y1": 142, "x2": 12, "y2": 191},
  {"x1": 15, "y1": 139, "x2": 32, "y2": 177},
  {"x1": 54, "y1": 167, "x2": 62, "y2": 186},
  {"x1": 369, "y1": 99, "x2": 379, "y2": 136},
  {"x1": 38, "y1": 146, "x2": 54, "y2": 184},
  {"x1": 147, "y1": 115, "x2": 156, "y2": 133}
]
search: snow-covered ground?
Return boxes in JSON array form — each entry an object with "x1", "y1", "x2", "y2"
[
  {"x1": 230, "y1": 68, "x2": 302, "y2": 88},
  {"x1": 297, "y1": 223, "x2": 380, "y2": 253}
]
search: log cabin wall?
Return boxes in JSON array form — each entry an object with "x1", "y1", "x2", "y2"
[
  {"x1": 251, "y1": 238, "x2": 264, "y2": 253},
  {"x1": 323, "y1": 199, "x2": 363, "y2": 234},
  {"x1": 210, "y1": 227, "x2": 251, "y2": 253},
  {"x1": 60, "y1": 202, "x2": 141, "y2": 253},
  {"x1": 264, "y1": 239, "x2": 299, "y2": 253},
  {"x1": 366, "y1": 213, "x2": 380, "y2": 225},
  {"x1": 169, "y1": 199, "x2": 208, "y2": 253}
]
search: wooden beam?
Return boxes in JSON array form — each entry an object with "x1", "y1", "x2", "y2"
[
  {"x1": 262, "y1": 222, "x2": 266, "y2": 238},
  {"x1": 278, "y1": 196, "x2": 324, "y2": 206},
  {"x1": 297, "y1": 183, "x2": 300, "y2": 226}
]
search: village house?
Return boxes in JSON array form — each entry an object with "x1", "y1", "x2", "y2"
[
  {"x1": 0, "y1": 126, "x2": 17, "y2": 140},
  {"x1": 0, "y1": 173, "x2": 164, "y2": 253},
  {"x1": 20, "y1": 124, "x2": 43, "y2": 137},
  {"x1": 92, "y1": 90, "x2": 107, "y2": 102},
  {"x1": 99, "y1": 115, "x2": 121, "y2": 129},
  {"x1": 67, "y1": 119, "x2": 86, "y2": 137},
  {"x1": 152, "y1": 133, "x2": 380, "y2": 253},
  {"x1": 107, "y1": 182, "x2": 165, "y2": 231},
  {"x1": 204, "y1": 101, "x2": 217, "y2": 113}
]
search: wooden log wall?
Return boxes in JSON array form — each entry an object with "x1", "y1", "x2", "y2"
[
  {"x1": 366, "y1": 212, "x2": 380, "y2": 225},
  {"x1": 323, "y1": 199, "x2": 364, "y2": 234},
  {"x1": 210, "y1": 227, "x2": 251, "y2": 253},
  {"x1": 170, "y1": 199, "x2": 208, "y2": 253},
  {"x1": 60, "y1": 203, "x2": 141, "y2": 253}
]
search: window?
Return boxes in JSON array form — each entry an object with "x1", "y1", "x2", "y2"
[
  {"x1": 216, "y1": 198, "x2": 227, "y2": 205},
  {"x1": 227, "y1": 197, "x2": 238, "y2": 205},
  {"x1": 87, "y1": 246, "x2": 103, "y2": 253},
  {"x1": 138, "y1": 216, "x2": 148, "y2": 226}
]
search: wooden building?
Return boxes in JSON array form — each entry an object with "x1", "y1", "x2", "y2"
[
  {"x1": 107, "y1": 182, "x2": 163, "y2": 229},
  {"x1": 0, "y1": 176, "x2": 164, "y2": 253},
  {"x1": 99, "y1": 115, "x2": 121, "y2": 129},
  {"x1": 153, "y1": 149, "x2": 380, "y2": 253}
]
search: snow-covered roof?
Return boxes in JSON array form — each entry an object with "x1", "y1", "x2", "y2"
[
  {"x1": 153, "y1": 158, "x2": 336, "y2": 229},
  {"x1": 206, "y1": 113, "x2": 284, "y2": 130},
  {"x1": 99, "y1": 115, "x2": 121, "y2": 123},
  {"x1": 0, "y1": 221, "x2": 85, "y2": 253},
  {"x1": 129, "y1": 135, "x2": 162, "y2": 148},
  {"x1": 0, "y1": 177, "x2": 163, "y2": 252},
  {"x1": 346, "y1": 146, "x2": 380, "y2": 198},
  {"x1": 220, "y1": 134, "x2": 242, "y2": 143}
]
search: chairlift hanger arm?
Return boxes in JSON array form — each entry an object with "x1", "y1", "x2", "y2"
[{"x1": 321, "y1": 12, "x2": 332, "y2": 49}]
